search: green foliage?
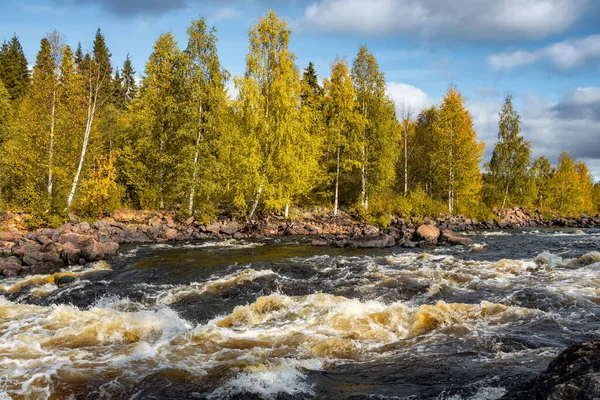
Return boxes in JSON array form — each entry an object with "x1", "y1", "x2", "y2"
[
  {"x1": 0, "y1": 19, "x2": 597, "y2": 221},
  {"x1": 0, "y1": 35, "x2": 30, "y2": 101},
  {"x1": 74, "y1": 154, "x2": 124, "y2": 216},
  {"x1": 485, "y1": 95, "x2": 531, "y2": 208}
]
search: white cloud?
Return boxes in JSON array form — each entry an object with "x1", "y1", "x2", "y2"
[
  {"x1": 387, "y1": 82, "x2": 434, "y2": 116},
  {"x1": 212, "y1": 7, "x2": 240, "y2": 22},
  {"x1": 469, "y1": 88, "x2": 600, "y2": 178},
  {"x1": 302, "y1": 0, "x2": 589, "y2": 40},
  {"x1": 489, "y1": 34, "x2": 600, "y2": 70}
]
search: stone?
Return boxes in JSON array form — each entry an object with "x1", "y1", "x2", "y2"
[
  {"x1": 347, "y1": 234, "x2": 396, "y2": 248},
  {"x1": 0, "y1": 231, "x2": 20, "y2": 242},
  {"x1": 505, "y1": 341, "x2": 600, "y2": 400},
  {"x1": 220, "y1": 222, "x2": 240, "y2": 236},
  {"x1": 61, "y1": 242, "x2": 81, "y2": 265},
  {"x1": 164, "y1": 228, "x2": 178, "y2": 240},
  {"x1": 0, "y1": 241, "x2": 14, "y2": 257},
  {"x1": 0, "y1": 261, "x2": 22, "y2": 277},
  {"x1": 311, "y1": 238, "x2": 330, "y2": 247},
  {"x1": 415, "y1": 224, "x2": 440, "y2": 243},
  {"x1": 148, "y1": 217, "x2": 162, "y2": 228},
  {"x1": 439, "y1": 229, "x2": 474, "y2": 246},
  {"x1": 233, "y1": 232, "x2": 243, "y2": 239},
  {"x1": 402, "y1": 240, "x2": 417, "y2": 248},
  {"x1": 73, "y1": 222, "x2": 91, "y2": 233},
  {"x1": 206, "y1": 223, "x2": 221, "y2": 234},
  {"x1": 80, "y1": 239, "x2": 119, "y2": 261},
  {"x1": 58, "y1": 232, "x2": 95, "y2": 247}
]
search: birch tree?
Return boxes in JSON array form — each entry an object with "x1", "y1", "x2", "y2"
[
  {"x1": 485, "y1": 95, "x2": 531, "y2": 209},
  {"x1": 65, "y1": 29, "x2": 114, "y2": 211},
  {"x1": 437, "y1": 86, "x2": 484, "y2": 214},
  {"x1": 182, "y1": 17, "x2": 229, "y2": 215},
  {"x1": 323, "y1": 59, "x2": 361, "y2": 215},
  {"x1": 236, "y1": 10, "x2": 318, "y2": 219}
]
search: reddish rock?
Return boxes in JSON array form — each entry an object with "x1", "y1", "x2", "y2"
[
  {"x1": 415, "y1": 224, "x2": 441, "y2": 243},
  {"x1": 220, "y1": 222, "x2": 239, "y2": 236},
  {"x1": 164, "y1": 228, "x2": 178, "y2": 240},
  {"x1": 439, "y1": 229, "x2": 474, "y2": 246}
]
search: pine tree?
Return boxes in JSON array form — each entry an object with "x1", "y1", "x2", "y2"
[
  {"x1": 485, "y1": 95, "x2": 531, "y2": 209},
  {"x1": 436, "y1": 86, "x2": 484, "y2": 214},
  {"x1": 0, "y1": 35, "x2": 30, "y2": 101}
]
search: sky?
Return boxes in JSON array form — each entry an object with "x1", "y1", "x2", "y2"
[{"x1": 1, "y1": 0, "x2": 599, "y2": 177}]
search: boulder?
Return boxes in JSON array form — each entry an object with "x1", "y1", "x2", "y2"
[
  {"x1": 80, "y1": 239, "x2": 119, "y2": 261},
  {"x1": 311, "y1": 238, "x2": 330, "y2": 247},
  {"x1": 505, "y1": 341, "x2": 600, "y2": 400},
  {"x1": 148, "y1": 217, "x2": 162, "y2": 228},
  {"x1": 402, "y1": 240, "x2": 417, "y2": 248},
  {"x1": 61, "y1": 241, "x2": 82, "y2": 265},
  {"x1": 0, "y1": 231, "x2": 20, "y2": 242},
  {"x1": 0, "y1": 261, "x2": 22, "y2": 277},
  {"x1": 0, "y1": 241, "x2": 14, "y2": 257},
  {"x1": 439, "y1": 229, "x2": 474, "y2": 246},
  {"x1": 220, "y1": 222, "x2": 240, "y2": 236},
  {"x1": 347, "y1": 234, "x2": 396, "y2": 248},
  {"x1": 58, "y1": 232, "x2": 95, "y2": 247},
  {"x1": 206, "y1": 223, "x2": 221, "y2": 234},
  {"x1": 72, "y1": 222, "x2": 91, "y2": 233},
  {"x1": 164, "y1": 228, "x2": 178, "y2": 240},
  {"x1": 415, "y1": 224, "x2": 440, "y2": 243}
]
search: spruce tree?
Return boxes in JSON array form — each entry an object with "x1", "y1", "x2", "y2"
[{"x1": 0, "y1": 35, "x2": 30, "y2": 101}]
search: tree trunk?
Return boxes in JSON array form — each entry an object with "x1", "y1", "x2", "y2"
[
  {"x1": 284, "y1": 203, "x2": 289, "y2": 219},
  {"x1": 248, "y1": 180, "x2": 263, "y2": 220},
  {"x1": 361, "y1": 144, "x2": 366, "y2": 209},
  {"x1": 65, "y1": 73, "x2": 97, "y2": 211},
  {"x1": 404, "y1": 123, "x2": 408, "y2": 196},
  {"x1": 188, "y1": 105, "x2": 203, "y2": 216},
  {"x1": 47, "y1": 82, "x2": 57, "y2": 201},
  {"x1": 334, "y1": 143, "x2": 340, "y2": 216},
  {"x1": 502, "y1": 182, "x2": 509, "y2": 210}
]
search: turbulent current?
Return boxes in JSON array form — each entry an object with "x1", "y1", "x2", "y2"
[{"x1": 1, "y1": 229, "x2": 600, "y2": 399}]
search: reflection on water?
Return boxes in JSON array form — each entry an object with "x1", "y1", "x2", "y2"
[{"x1": 1, "y1": 229, "x2": 600, "y2": 399}]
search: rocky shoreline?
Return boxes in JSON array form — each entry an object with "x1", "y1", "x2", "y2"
[{"x1": 1, "y1": 207, "x2": 600, "y2": 278}]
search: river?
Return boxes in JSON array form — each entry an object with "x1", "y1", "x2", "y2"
[{"x1": 1, "y1": 228, "x2": 599, "y2": 399}]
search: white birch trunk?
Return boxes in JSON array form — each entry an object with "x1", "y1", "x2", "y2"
[
  {"x1": 404, "y1": 123, "x2": 408, "y2": 196},
  {"x1": 65, "y1": 74, "x2": 97, "y2": 211},
  {"x1": 284, "y1": 203, "x2": 289, "y2": 219},
  {"x1": 334, "y1": 143, "x2": 340, "y2": 216},
  {"x1": 47, "y1": 82, "x2": 57, "y2": 200},
  {"x1": 188, "y1": 105, "x2": 203, "y2": 216}
]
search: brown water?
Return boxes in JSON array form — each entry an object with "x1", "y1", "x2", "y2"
[{"x1": 1, "y1": 229, "x2": 600, "y2": 399}]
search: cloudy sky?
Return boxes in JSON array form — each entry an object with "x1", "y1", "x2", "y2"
[{"x1": 2, "y1": 0, "x2": 599, "y2": 177}]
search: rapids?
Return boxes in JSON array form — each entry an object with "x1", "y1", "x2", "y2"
[{"x1": 1, "y1": 228, "x2": 600, "y2": 399}]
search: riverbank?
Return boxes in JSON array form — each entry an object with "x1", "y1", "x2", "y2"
[{"x1": 1, "y1": 207, "x2": 599, "y2": 278}]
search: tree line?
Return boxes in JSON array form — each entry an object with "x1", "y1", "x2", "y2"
[{"x1": 0, "y1": 11, "x2": 598, "y2": 223}]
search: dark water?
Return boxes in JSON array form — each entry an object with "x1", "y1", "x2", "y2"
[{"x1": 1, "y1": 228, "x2": 600, "y2": 399}]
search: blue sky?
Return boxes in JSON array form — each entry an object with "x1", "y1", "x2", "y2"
[{"x1": 2, "y1": 0, "x2": 600, "y2": 177}]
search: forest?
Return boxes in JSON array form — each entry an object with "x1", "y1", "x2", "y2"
[{"x1": 0, "y1": 10, "x2": 599, "y2": 225}]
